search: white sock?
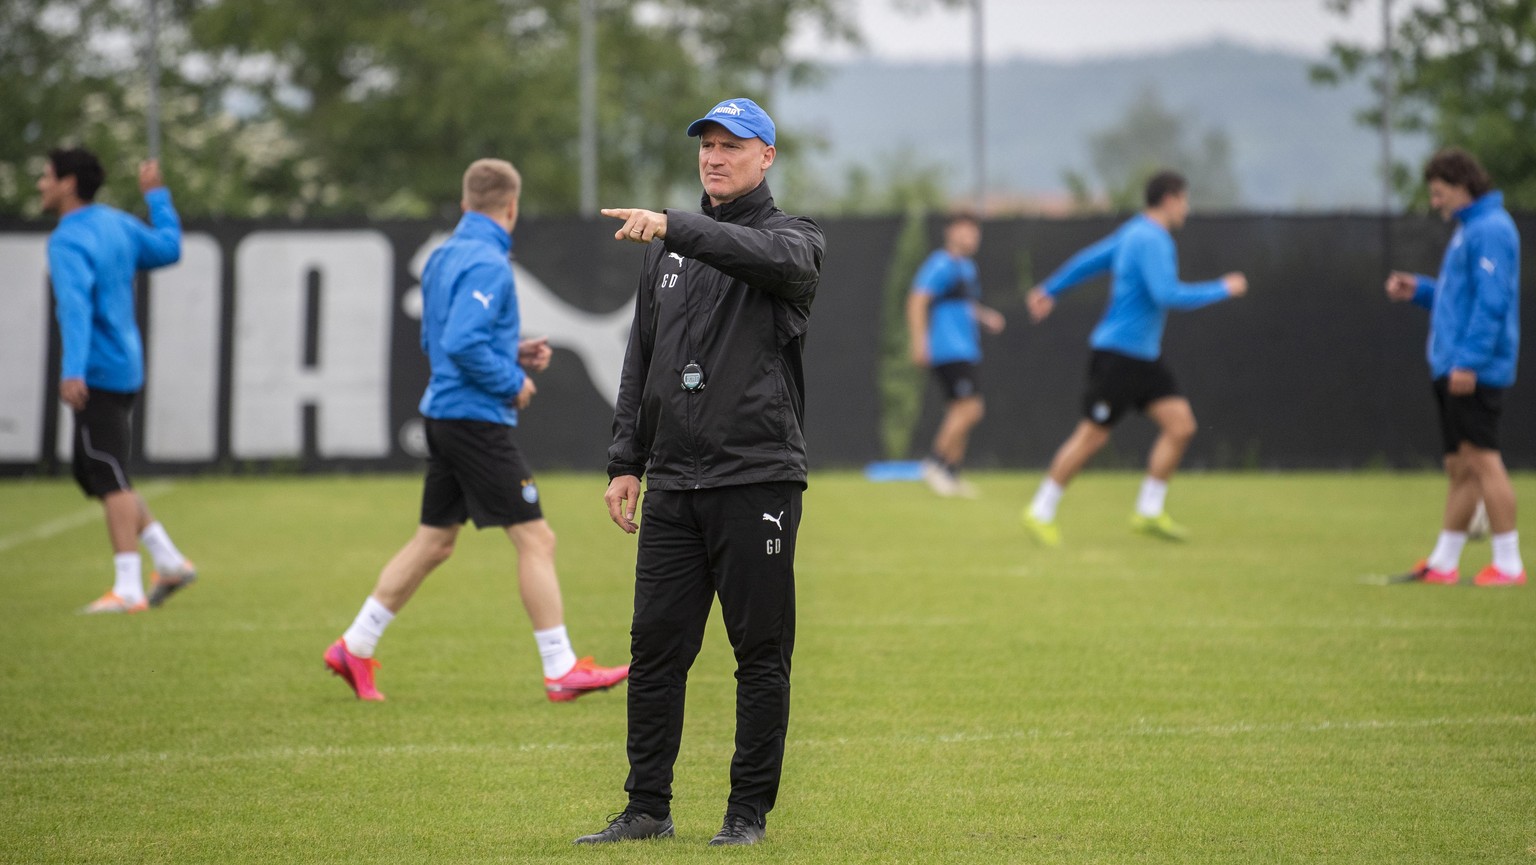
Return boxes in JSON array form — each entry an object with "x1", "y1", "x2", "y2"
[
  {"x1": 342, "y1": 597, "x2": 395, "y2": 658},
  {"x1": 1136, "y1": 477, "x2": 1169, "y2": 518},
  {"x1": 535, "y1": 625, "x2": 578, "y2": 679},
  {"x1": 1029, "y1": 479, "x2": 1064, "y2": 522},
  {"x1": 1491, "y1": 531, "x2": 1524, "y2": 575},
  {"x1": 113, "y1": 552, "x2": 144, "y2": 603},
  {"x1": 1427, "y1": 531, "x2": 1468, "y2": 573},
  {"x1": 139, "y1": 521, "x2": 187, "y2": 572}
]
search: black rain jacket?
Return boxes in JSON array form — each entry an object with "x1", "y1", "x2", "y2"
[{"x1": 607, "y1": 181, "x2": 824, "y2": 490}]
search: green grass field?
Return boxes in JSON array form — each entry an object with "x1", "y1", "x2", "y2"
[{"x1": 2, "y1": 471, "x2": 1534, "y2": 864}]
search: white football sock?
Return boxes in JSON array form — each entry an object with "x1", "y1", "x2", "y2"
[
  {"x1": 342, "y1": 597, "x2": 395, "y2": 658},
  {"x1": 1491, "y1": 531, "x2": 1524, "y2": 576},
  {"x1": 113, "y1": 552, "x2": 145, "y2": 603},
  {"x1": 139, "y1": 521, "x2": 187, "y2": 572},
  {"x1": 1029, "y1": 479, "x2": 1064, "y2": 522},
  {"x1": 1136, "y1": 477, "x2": 1169, "y2": 518},
  {"x1": 535, "y1": 625, "x2": 578, "y2": 679},
  {"x1": 1427, "y1": 531, "x2": 1467, "y2": 573}
]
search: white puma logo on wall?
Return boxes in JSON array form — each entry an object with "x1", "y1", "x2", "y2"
[{"x1": 408, "y1": 233, "x2": 635, "y2": 407}]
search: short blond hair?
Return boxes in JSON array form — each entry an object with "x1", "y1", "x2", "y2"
[{"x1": 463, "y1": 158, "x2": 521, "y2": 213}]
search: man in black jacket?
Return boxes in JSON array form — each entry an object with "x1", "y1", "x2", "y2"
[{"x1": 575, "y1": 98, "x2": 824, "y2": 848}]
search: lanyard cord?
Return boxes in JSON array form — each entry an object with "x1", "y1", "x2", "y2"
[{"x1": 677, "y1": 258, "x2": 713, "y2": 365}]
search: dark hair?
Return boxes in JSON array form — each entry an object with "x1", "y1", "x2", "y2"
[
  {"x1": 1422, "y1": 147, "x2": 1491, "y2": 197},
  {"x1": 1144, "y1": 170, "x2": 1187, "y2": 208},
  {"x1": 48, "y1": 147, "x2": 106, "y2": 201},
  {"x1": 947, "y1": 211, "x2": 980, "y2": 227}
]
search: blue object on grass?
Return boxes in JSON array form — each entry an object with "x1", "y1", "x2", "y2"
[{"x1": 864, "y1": 461, "x2": 924, "y2": 482}]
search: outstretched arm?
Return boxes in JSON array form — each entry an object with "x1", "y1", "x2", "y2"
[
  {"x1": 1040, "y1": 231, "x2": 1119, "y2": 298},
  {"x1": 130, "y1": 161, "x2": 181, "y2": 269}
]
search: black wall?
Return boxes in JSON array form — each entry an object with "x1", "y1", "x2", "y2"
[{"x1": 3, "y1": 212, "x2": 1530, "y2": 476}]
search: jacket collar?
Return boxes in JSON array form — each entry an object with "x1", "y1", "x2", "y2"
[
  {"x1": 1456, "y1": 190, "x2": 1504, "y2": 224},
  {"x1": 455, "y1": 210, "x2": 512, "y2": 254},
  {"x1": 58, "y1": 203, "x2": 101, "y2": 226},
  {"x1": 699, "y1": 180, "x2": 774, "y2": 225}
]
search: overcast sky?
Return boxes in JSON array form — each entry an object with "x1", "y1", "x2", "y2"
[{"x1": 792, "y1": 0, "x2": 1397, "y2": 62}]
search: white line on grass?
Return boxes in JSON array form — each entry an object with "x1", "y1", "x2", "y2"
[
  {"x1": 5, "y1": 713, "x2": 1531, "y2": 771},
  {"x1": 0, "y1": 481, "x2": 173, "y2": 553}
]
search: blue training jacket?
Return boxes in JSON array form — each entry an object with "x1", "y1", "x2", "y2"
[
  {"x1": 418, "y1": 212, "x2": 527, "y2": 425},
  {"x1": 911, "y1": 249, "x2": 982, "y2": 365},
  {"x1": 1041, "y1": 214, "x2": 1229, "y2": 361},
  {"x1": 1411, "y1": 191, "x2": 1521, "y2": 387},
  {"x1": 48, "y1": 188, "x2": 181, "y2": 393}
]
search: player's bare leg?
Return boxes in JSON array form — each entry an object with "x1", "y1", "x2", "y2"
[
  {"x1": 1405, "y1": 452, "x2": 1482, "y2": 585},
  {"x1": 1132, "y1": 397, "x2": 1197, "y2": 540},
  {"x1": 1457, "y1": 444, "x2": 1525, "y2": 586},
  {"x1": 1048, "y1": 420, "x2": 1112, "y2": 488},
  {"x1": 1458, "y1": 446, "x2": 1515, "y2": 534},
  {"x1": 327, "y1": 524, "x2": 459, "y2": 700},
  {"x1": 102, "y1": 490, "x2": 146, "y2": 555},
  {"x1": 927, "y1": 395, "x2": 985, "y2": 497},
  {"x1": 1442, "y1": 452, "x2": 1481, "y2": 533},
  {"x1": 81, "y1": 490, "x2": 153, "y2": 613},
  {"x1": 1143, "y1": 397, "x2": 1197, "y2": 481},
  {"x1": 505, "y1": 519, "x2": 563, "y2": 630},
  {"x1": 505, "y1": 519, "x2": 630, "y2": 700},
  {"x1": 371, "y1": 524, "x2": 460, "y2": 611},
  {"x1": 1023, "y1": 421, "x2": 1111, "y2": 545}
]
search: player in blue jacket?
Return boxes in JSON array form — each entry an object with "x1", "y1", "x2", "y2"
[
  {"x1": 1021, "y1": 171, "x2": 1247, "y2": 545},
  {"x1": 324, "y1": 159, "x2": 629, "y2": 701},
  {"x1": 906, "y1": 214, "x2": 1005, "y2": 497},
  {"x1": 40, "y1": 148, "x2": 198, "y2": 614},
  {"x1": 1386, "y1": 148, "x2": 1524, "y2": 587}
]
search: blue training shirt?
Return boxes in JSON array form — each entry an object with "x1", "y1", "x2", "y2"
[
  {"x1": 912, "y1": 249, "x2": 982, "y2": 365},
  {"x1": 1410, "y1": 191, "x2": 1521, "y2": 387},
  {"x1": 1041, "y1": 214, "x2": 1229, "y2": 361},
  {"x1": 418, "y1": 211, "x2": 527, "y2": 426},
  {"x1": 47, "y1": 188, "x2": 182, "y2": 393}
]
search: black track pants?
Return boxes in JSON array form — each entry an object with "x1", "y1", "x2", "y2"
[{"x1": 623, "y1": 481, "x2": 801, "y2": 822}]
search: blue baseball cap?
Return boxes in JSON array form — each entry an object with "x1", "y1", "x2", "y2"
[{"x1": 686, "y1": 98, "x2": 776, "y2": 146}]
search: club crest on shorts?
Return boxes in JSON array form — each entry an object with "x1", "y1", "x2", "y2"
[
  {"x1": 521, "y1": 479, "x2": 539, "y2": 504},
  {"x1": 1092, "y1": 401, "x2": 1111, "y2": 423}
]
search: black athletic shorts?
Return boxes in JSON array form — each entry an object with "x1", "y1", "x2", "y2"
[
  {"x1": 1432, "y1": 377, "x2": 1504, "y2": 454},
  {"x1": 419, "y1": 418, "x2": 543, "y2": 529},
  {"x1": 932, "y1": 361, "x2": 981, "y2": 401},
  {"x1": 72, "y1": 388, "x2": 137, "y2": 498},
  {"x1": 1081, "y1": 350, "x2": 1181, "y2": 427}
]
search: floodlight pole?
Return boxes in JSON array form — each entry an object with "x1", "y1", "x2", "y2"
[
  {"x1": 1380, "y1": 0, "x2": 1393, "y2": 213},
  {"x1": 146, "y1": 0, "x2": 162, "y2": 160},
  {"x1": 579, "y1": 0, "x2": 598, "y2": 217},
  {"x1": 970, "y1": 0, "x2": 986, "y2": 216}
]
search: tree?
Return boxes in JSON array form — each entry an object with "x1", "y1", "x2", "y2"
[
  {"x1": 0, "y1": 0, "x2": 341, "y2": 217},
  {"x1": 1062, "y1": 86, "x2": 1242, "y2": 212},
  {"x1": 1314, "y1": 0, "x2": 1536, "y2": 208},
  {"x1": 183, "y1": 0, "x2": 859, "y2": 216},
  {"x1": 1, "y1": 0, "x2": 857, "y2": 217}
]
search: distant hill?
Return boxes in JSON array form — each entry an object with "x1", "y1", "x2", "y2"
[{"x1": 773, "y1": 41, "x2": 1428, "y2": 211}]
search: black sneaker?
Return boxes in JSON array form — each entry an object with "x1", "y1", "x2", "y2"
[
  {"x1": 147, "y1": 561, "x2": 198, "y2": 607},
  {"x1": 707, "y1": 813, "x2": 766, "y2": 846},
  {"x1": 572, "y1": 811, "x2": 674, "y2": 845}
]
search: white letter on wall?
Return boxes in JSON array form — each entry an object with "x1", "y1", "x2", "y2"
[
  {"x1": 0, "y1": 235, "x2": 51, "y2": 462},
  {"x1": 145, "y1": 234, "x2": 222, "y2": 461},
  {"x1": 231, "y1": 231, "x2": 392, "y2": 459}
]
